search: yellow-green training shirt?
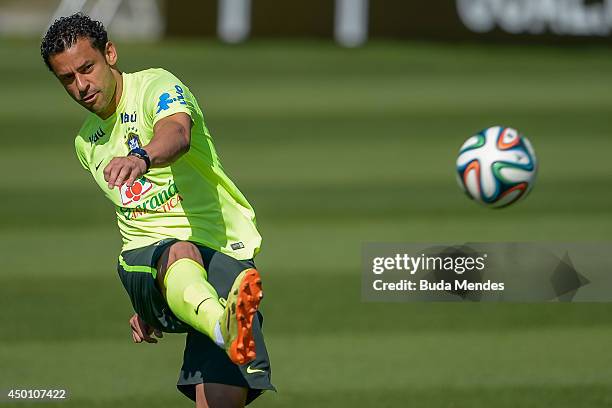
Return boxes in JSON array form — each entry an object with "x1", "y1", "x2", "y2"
[{"x1": 74, "y1": 68, "x2": 261, "y2": 260}]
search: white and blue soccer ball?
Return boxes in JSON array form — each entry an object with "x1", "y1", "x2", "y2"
[{"x1": 456, "y1": 126, "x2": 537, "y2": 208}]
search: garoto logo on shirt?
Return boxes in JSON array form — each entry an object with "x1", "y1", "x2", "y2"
[
  {"x1": 118, "y1": 179, "x2": 183, "y2": 221},
  {"x1": 120, "y1": 177, "x2": 154, "y2": 205},
  {"x1": 156, "y1": 85, "x2": 187, "y2": 114}
]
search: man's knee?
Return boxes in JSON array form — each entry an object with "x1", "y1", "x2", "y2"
[
  {"x1": 157, "y1": 241, "x2": 203, "y2": 288},
  {"x1": 166, "y1": 241, "x2": 201, "y2": 265}
]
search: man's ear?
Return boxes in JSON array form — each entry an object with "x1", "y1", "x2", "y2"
[{"x1": 105, "y1": 41, "x2": 118, "y2": 66}]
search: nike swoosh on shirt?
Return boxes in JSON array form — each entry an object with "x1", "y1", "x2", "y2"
[
  {"x1": 95, "y1": 160, "x2": 104, "y2": 171},
  {"x1": 246, "y1": 366, "x2": 265, "y2": 374}
]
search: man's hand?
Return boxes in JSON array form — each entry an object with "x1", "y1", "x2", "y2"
[
  {"x1": 104, "y1": 155, "x2": 148, "y2": 189},
  {"x1": 129, "y1": 313, "x2": 163, "y2": 344},
  {"x1": 103, "y1": 113, "x2": 192, "y2": 190}
]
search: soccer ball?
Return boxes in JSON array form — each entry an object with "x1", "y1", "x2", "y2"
[{"x1": 456, "y1": 126, "x2": 537, "y2": 208}]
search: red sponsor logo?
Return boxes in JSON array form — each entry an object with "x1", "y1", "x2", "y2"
[
  {"x1": 119, "y1": 180, "x2": 182, "y2": 221},
  {"x1": 120, "y1": 177, "x2": 153, "y2": 205}
]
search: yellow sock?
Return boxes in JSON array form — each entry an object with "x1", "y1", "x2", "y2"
[{"x1": 164, "y1": 258, "x2": 224, "y2": 343}]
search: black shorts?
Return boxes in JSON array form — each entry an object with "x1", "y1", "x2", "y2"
[{"x1": 117, "y1": 238, "x2": 275, "y2": 405}]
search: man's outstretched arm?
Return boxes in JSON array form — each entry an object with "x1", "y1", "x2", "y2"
[{"x1": 103, "y1": 112, "x2": 192, "y2": 189}]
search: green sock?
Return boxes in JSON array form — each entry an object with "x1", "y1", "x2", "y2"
[{"x1": 164, "y1": 258, "x2": 224, "y2": 343}]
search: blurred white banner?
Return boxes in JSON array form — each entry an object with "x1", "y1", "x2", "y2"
[
  {"x1": 0, "y1": 0, "x2": 164, "y2": 40},
  {"x1": 457, "y1": 0, "x2": 612, "y2": 36}
]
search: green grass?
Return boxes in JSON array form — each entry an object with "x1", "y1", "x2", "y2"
[{"x1": 1, "y1": 39, "x2": 612, "y2": 407}]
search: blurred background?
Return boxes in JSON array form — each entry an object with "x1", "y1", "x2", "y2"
[{"x1": 1, "y1": 1, "x2": 612, "y2": 407}]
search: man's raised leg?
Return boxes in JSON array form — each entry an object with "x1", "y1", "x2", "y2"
[
  {"x1": 156, "y1": 241, "x2": 263, "y2": 364},
  {"x1": 156, "y1": 241, "x2": 225, "y2": 345}
]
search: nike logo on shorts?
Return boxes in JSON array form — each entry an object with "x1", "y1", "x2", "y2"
[{"x1": 246, "y1": 366, "x2": 265, "y2": 374}]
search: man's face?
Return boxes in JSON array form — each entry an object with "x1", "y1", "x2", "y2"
[{"x1": 48, "y1": 37, "x2": 118, "y2": 117}]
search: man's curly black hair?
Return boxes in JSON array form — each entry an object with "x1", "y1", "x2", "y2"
[{"x1": 41, "y1": 13, "x2": 108, "y2": 72}]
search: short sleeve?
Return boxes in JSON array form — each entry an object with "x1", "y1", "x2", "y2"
[
  {"x1": 74, "y1": 137, "x2": 90, "y2": 171},
  {"x1": 144, "y1": 69, "x2": 196, "y2": 127}
]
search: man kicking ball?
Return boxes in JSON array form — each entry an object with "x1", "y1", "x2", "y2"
[{"x1": 41, "y1": 13, "x2": 274, "y2": 407}]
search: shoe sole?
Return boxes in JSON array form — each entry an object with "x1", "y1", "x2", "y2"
[{"x1": 229, "y1": 268, "x2": 263, "y2": 365}]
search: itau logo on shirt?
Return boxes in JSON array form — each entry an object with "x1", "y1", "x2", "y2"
[{"x1": 120, "y1": 177, "x2": 153, "y2": 205}]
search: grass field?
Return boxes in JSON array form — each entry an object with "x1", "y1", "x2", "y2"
[{"x1": 1, "y1": 38, "x2": 612, "y2": 407}]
